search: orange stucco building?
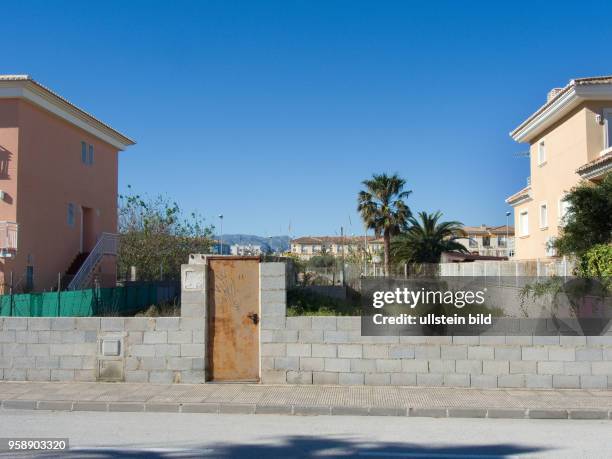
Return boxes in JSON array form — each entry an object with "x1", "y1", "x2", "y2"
[{"x1": 0, "y1": 75, "x2": 134, "y2": 292}]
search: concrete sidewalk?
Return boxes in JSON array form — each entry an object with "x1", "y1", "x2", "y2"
[{"x1": 1, "y1": 381, "x2": 611, "y2": 420}]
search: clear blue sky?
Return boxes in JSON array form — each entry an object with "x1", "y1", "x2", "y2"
[{"x1": 3, "y1": 1, "x2": 611, "y2": 237}]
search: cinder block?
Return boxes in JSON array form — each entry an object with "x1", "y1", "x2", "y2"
[
  {"x1": 260, "y1": 275, "x2": 286, "y2": 290},
  {"x1": 533, "y1": 335, "x2": 560, "y2": 345},
  {"x1": 537, "y1": 361, "x2": 564, "y2": 375},
  {"x1": 2, "y1": 343, "x2": 26, "y2": 357},
  {"x1": 167, "y1": 331, "x2": 192, "y2": 344},
  {"x1": 337, "y1": 344, "x2": 362, "y2": 359},
  {"x1": 28, "y1": 318, "x2": 51, "y2": 331},
  {"x1": 298, "y1": 330, "x2": 324, "y2": 343},
  {"x1": 376, "y1": 359, "x2": 402, "y2": 372},
  {"x1": 451, "y1": 335, "x2": 479, "y2": 345},
  {"x1": 313, "y1": 371, "x2": 338, "y2": 384},
  {"x1": 75, "y1": 317, "x2": 101, "y2": 330},
  {"x1": 5, "y1": 318, "x2": 28, "y2": 330},
  {"x1": 324, "y1": 358, "x2": 350, "y2": 372},
  {"x1": 522, "y1": 347, "x2": 548, "y2": 361},
  {"x1": 60, "y1": 356, "x2": 83, "y2": 369},
  {"x1": 168, "y1": 357, "x2": 192, "y2": 371},
  {"x1": 415, "y1": 345, "x2": 441, "y2": 360},
  {"x1": 271, "y1": 330, "x2": 298, "y2": 343},
  {"x1": 467, "y1": 346, "x2": 494, "y2": 360},
  {"x1": 180, "y1": 370, "x2": 205, "y2": 383},
  {"x1": 365, "y1": 373, "x2": 390, "y2": 385},
  {"x1": 311, "y1": 344, "x2": 337, "y2": 358},
  {"x1": 50, "y1": 369, "x2": 75, "y2": 381},
  {"x1": 560, "y1": 336, "x2": 587, "y2": 346},
  {"x1": 149, "y1": 371, "x2": 176, "y2": 384},
  {"x1": 505, "y1": 335, "x2": 532, "y2": 345},
  {"x1": 548, "y1": 347, "x2": 575, "y2": 361},
  {"x1": 402, "y1": 359, "x2": 429, "y2": 373},
  {"x1": 155, "y1": 318, "x2": 180, "y2": 331},
  {"x1": 26, "y1": 344, "x2": 49, "y2": 357},
  {"x1": 261, "y1": 290, "x2": 286, "y2": 305},
  {"x1": 180, "y1": 304, "x2": 205, "y2": 318},
  {"x1": 0, "y1": 330, "x2": 16, "y2": 343},
  {"x1": 35, "y1": 356, "x2": 60, "y2": 369},
  {"x1": 74, "y1": 370, "x2": 96, "y2": 382},
  {"x1": 100, "y1": 318, "x2": 124, "y2": 331},
  {"x1": 155, "y1": 344, "x2": 179, "y2": 357},
  {"x1": 337, "y1": 317, "x2": 360, "y2": 331},
  {"x1": 260, "y1": 315, "x2": 286, "y2": 330},
  {"x1": 363, "y1": 345, "x2": 389, "y2": 359},
  {"x1": 389, "y1": 345, "x2": 415, "y2": 359},
  {"x1": 17, "y1": 331, "x2": 38, "y2": 344},
  {"x1": 180, "y1": 344, "x2": 203, "y2": 357},
  {"x1": 311, "y1": 317, "x2": 337, "y2": 331},
  {"x1": 37, "y1": 331, "x2": 62, "y2": 344},
  {"x1": 510, "y1": 361, "x2": 536, "y2": 374},
  {"x1": 61, "y1": 331, "x2": 87, "y2": 344},
  {"x1": 564, "y1": 361, "x2": 591, "y2": 376},
  {"x1": 179, "y1": 318, "x2": 204, "y2": 330},
  {"x1": 428, "y1": 360, "x2": 455, "y2": 373},
  {"x1": 261, "y1": 343, "x2": 286, "y2": 357},
  {"x1": 275, "y1": 356, "x2": 299, "y2": 371},
  {"x1": 494, "y1": 347, "x2": 521, "y2": 361},
  {"x1": 553, "y1": 375, "x2": 580, "y2": 389},
  {"x1": 125, "y1": 370, "x2": 149, "y2": 382},
  {"x1": 192, "y1": 330, "x2": 205, "y2": 344},
  {"x1": 72, "y1": 343, "x2": 96, "y2": 356},
  {"x1": 143, "y1": 331, "x2": 167, "y2": 345},
  {"x1": 470, "y1": 375, "x2": 498, "y2": 388},
  {"x1": 286, "y1": 317, "x2": 312, "y2": 330},
  {"x1": 300, "y1": 357, "x2": 324, "y2": 372},
  {"x1": 13, "y1": 356, "x2": 35, "y2": 369},
  {"x1": 455, "y1": 360, "x2": 482, "y2": 374},
  {"x1": 287, "y1": 343, "x2": 311, "y2": 357},
  {"x1": 131, "y1": 345, "x2": 156, "y2": 357},
  {"x1": 444, "y1": 373, "x2": 470, "y2": 387},
  {"x1": 603, "y1": 348, "x2": 612, "y2": 361},
  {"x1": 27, "y1": 369, "x2": 50, "y2": 381},
  {"x1": 441, "y1": 345, "x2": 467, "y2": 360},
  {"x1": 526, "y1": 374, "x2": 552, "y2": 388},
  {"x1": 324, "y1": 330, "x2": 351, "y2": 344},
  {"x1": 350, "y1": 358, "x2": 377, "y2": 373},
  {"x1": 260, "y1": 262, "x2": 286, "y2": 277},
  {"x1": 586, "y1": 336, "x2": 612, "y2": 345},
  {"x1": 287, "y1": 371, "x2": 313, "y2": 384},
  {"x1": 416, "y1": 373, "x2": 443, "y2": 387},
  {"x1": 140, "y1": 357, "x2": 166, "y2": 370},
  {"x1": 591, "y1": 361, "x2": 612, "y2": 375},
  {"x1": 3, "y1": 369, "x2": 26, "y2": 380},
  {"x1": 260, "y1": 370, "x2": 287, "y2": 384},
  {"x1": 483, "y1": 360, "x2": 509, "y2": 375},
  {"x1": 478, "y1": 335, "x2": 506, "y2": 345},
  {"x1": 580, "y1": 375, "x2": 607, "y2": 389},
  {"x1": 261, "y1": 303, "x2": 286, "y2": 316},
  {"x1": 498, "y1": 374, "x2": 525, "y2": 388},
  {"x1": 576, "y1": 348, "x2": 603, "y2": 361},
  {"x1": 339, "y1": 372, "x2": 365, "y2": 385}
]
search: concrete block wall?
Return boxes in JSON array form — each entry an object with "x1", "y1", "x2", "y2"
[
  {"x1": 260, "y1": 315, "x2": 612, "y2": 388},
  {"x1": 0, "y1": 316, "x2": 205, "y2": 383},
  {"x1": 259, "y1": 264, "x2": 612, "y2": 388}
]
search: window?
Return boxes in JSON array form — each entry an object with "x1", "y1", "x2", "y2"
[
  {"x1": 537, "y1": 140, "x2": 546, "y2": 165},
  {"x1": 482, "y1": 236, "x2": 490, "y2": 247},
  {"x1": 498, "y1": 236, "x2": 507, "y2": 248},
  {"x1": 546, "y1": 236, "x2": 557, "y2": 257},
  {"x1": 88, "y1": 144, "x2": 94, "y2": 165},
  {"x1": 81, "y1": 142, "x2": 94, "y2": 165},
  {"x1": 67, "y1": 203, "x2": 75, "y2": 226},
  {"x1": 558, "y1": 195, "x2": 570, "y2": 224},
  {"x1": 468, "y1": 237, "x2": 477, "y2": 248},
  {"x1": 508, "y1": 249, "x2": 515, "y2": 258},
  {"x1": 519, "y1": 210, "x2": 529, "y2": 236},
  {"x1": 539, "y1": 203, "x2": 548, "y2": 228},
  {"x1": 604, "y1": 109, "x2": 612, "y2": 151},
  {"x1": 81, "y1": 142, "x2": 87, "y2": 163}
]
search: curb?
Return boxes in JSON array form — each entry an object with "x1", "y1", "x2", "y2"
[{"x1": 1, "y1": 400, "x2": 611, "y2": 420}]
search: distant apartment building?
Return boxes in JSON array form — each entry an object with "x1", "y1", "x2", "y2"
[
  {"x1": 230, "y1": 243, "x2": 268, "y2": 256},
  {"x1": 290, "y1": 236, "x2": 375, "y2": 260},
  {"x1": 0, "y1": 75, "x2": 134, "y2": 292},
  {"x1": 455, "y1": 225, "x2": 515, "y2": 258},
  {"x1": 211, "y1": 241, "x2": 231, "y2": 255},
  {"x1": 506, "y1": 76, "x2": 612, "y2": 260}
]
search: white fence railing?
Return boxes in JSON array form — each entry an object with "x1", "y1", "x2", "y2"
[
  {"x1": 0, "y1": 221, "x2": 18, "y2": 251},
  {"x1": 439, "y1": 258, "x2": 575, "y2": 277},
  {"x1": 67, "y1": 232, "x2": 118, "y2": 290}
]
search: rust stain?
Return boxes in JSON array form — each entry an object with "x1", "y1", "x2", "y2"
[{"x1": 207, "y1": 258, "x2": 260, "y2": 381}]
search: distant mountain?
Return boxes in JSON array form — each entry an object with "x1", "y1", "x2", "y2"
[{"x1": 214, "y1": 234, "x2": 290, "y2": 253}]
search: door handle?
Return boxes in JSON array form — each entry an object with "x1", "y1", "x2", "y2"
[{"x1": 247, "y1": 312, "x2": 259, "y2": 325}]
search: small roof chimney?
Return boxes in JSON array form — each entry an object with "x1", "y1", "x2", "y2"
[{"x1": 547, "y1": 88, "x2": 564, "y2": 103}]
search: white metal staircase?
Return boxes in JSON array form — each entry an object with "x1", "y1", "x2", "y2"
[{"x1": 67, "y1": 232, "x2": 118, "y2": 290}]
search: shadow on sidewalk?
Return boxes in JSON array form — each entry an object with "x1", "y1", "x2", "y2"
[{"x1": 27, "y1": 435, "x2": 549, "y2": 458}]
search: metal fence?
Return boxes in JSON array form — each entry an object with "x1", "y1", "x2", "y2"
[{"x1": 0, "y1": 281, "x2": 179, "y2": 317}]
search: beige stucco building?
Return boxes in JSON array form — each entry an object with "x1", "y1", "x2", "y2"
[
  {"x1": 0, "y1": 75, "x2": 134, "y2": 292},
  {"x1": 455, "y1": 225, "x2": 515, "y2": 258},
  {"x1": 506, "y1": 76, "x2": 612, "y2": 260},
  {"x1": 290, "y1": 236, "x2": 376, "y2": 261}
]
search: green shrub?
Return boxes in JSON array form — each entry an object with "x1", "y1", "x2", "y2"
[{"x1": 578, "y1": 244, "x2": 612, "y2": 278}]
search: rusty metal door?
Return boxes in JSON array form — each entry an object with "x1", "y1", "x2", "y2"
[{"x1": 207, "y1": 257, "x2": 260, "y2": 381}]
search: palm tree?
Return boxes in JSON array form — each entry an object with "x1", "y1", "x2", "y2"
[
  {"x1": 358, "y1": 173, "x2": 411, "y2": 275},
  {"x1": 391, "y1": 211, "x2": 467, "y2": 264}
]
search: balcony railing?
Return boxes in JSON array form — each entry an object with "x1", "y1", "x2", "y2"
[{"x1": 0, "y1": 221, "x2": 18, "y2": 251}]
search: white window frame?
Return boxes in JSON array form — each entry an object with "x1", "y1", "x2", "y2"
[
  {"x1": 558, "y1": 194, "x2": 570, "y2": 225},
  {"x1": 81, "y1": 141, "x2": 87, "y2": 164},
  {"x1": 519, "y1": 210, "x2": 529, "y2": 237},
  {"x1": 537, "y1": 139, "x2": 546, "y2": 165},
  {"x1": 539, "y1": 202, "x2": 548, "y2": 229},
  {"x1": 604, "y1": 109, "x2": 612, "y2": 153}
]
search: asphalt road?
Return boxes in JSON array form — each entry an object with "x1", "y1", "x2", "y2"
[{"x1": 0, "y1": 410, "x2": 610, "y2": 458}]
